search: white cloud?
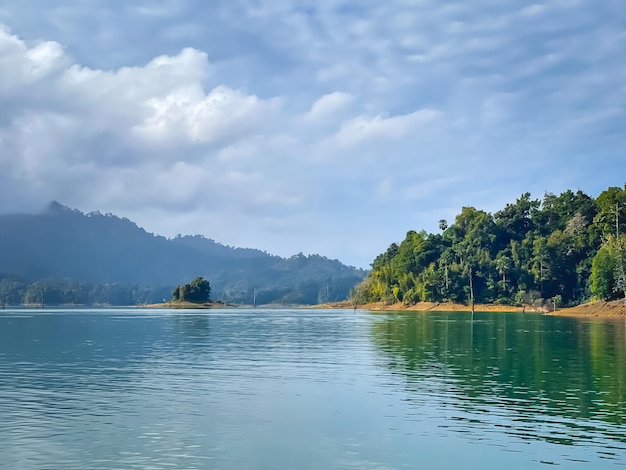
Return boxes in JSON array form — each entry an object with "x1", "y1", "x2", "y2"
[
  {"x1": 0, "y1": 0, "x2": 624, "y2": 268},
  {"x1": 305, "y1": 92, "x2": 355, "y2": 122},
  {"x1": 0, "y1": 26, "x2": 67, "y2": 93},
  {"x1": 0, "y1": 25, "x2": 290, "y2": 220},
  {"x1": 134, "y1": 85, "x2": 276, "y2": 145},
  {"x1": 334, "y1": 109, "x2": 441, "y2": 148},
  {"x1": 519, "y1": 4, "x2": 549, "y2": 17},
  {"x1": 0, "y1": 29, "x2": 279, "y2": 166}
]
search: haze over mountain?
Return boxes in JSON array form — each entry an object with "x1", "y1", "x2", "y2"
[
  {"x1": 0, "y1": 202, "x2": 366, "y2": 305},
  {"x1": 0, "y1": 2, "x2": 623, "y2": 269}
]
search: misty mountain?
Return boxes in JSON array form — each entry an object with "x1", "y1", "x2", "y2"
[{"x1": 0, "y1": 202, "x2": 366, "y2": 305}]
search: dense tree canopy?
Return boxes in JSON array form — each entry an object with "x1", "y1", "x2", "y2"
[
  {"x1": 0, "y1": 278, "x2": 173, "y2": 308},
  {"x1": 172, "y1": 277, "x2": 212, "y2": 303},
  {"x1": 354, "y1": 185, "x2": 626, "y2": 308}
]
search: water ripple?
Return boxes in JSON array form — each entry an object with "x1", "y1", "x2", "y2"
[{"x1": 0, "y1": 309, "x2": 624, "y2": 469}]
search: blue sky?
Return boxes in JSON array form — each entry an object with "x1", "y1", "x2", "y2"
[{"x1": 0, "y1": 0, "x2": 624, "y2": 268}]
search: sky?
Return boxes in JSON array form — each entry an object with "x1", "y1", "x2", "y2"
[{"x1": 0, "y1": 0, "x2": 624, "y2": 268}]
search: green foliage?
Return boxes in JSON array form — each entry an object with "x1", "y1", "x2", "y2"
[
  {"x1": 494, "y1": 192, "x2": 539, "y2": 241},
  {"x1": 594, "y1": 186, "x2": 626, "y2": 238},
  {"x1": 0, "y1": 277, "x2": 172, "y2": 306},
  {"x1": 173, "y1": 277, "x2": 212, "y2": 303},
  {"x1": 590, "y1": 246, "x2": 614, "y2": 300},
  {"x1": 590, "y1": 235, "x2": 626, "y2": 301},
  {"x1": 0, "y1": 204, "x2": 366, "y2": 305},
  {"x1": 356, "y1": 186, "x2": 626, "y2": 307}
]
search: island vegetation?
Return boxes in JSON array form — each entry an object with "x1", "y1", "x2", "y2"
[
  {"x1": 171, "y1": 276, "x2": 211, "y2": 304},
  {"x1": 145, "y1": 277, "x2": 240, "y2": 309},
  {"x1": 352, "y1": 185, "x2": 626, "y2": 312}
]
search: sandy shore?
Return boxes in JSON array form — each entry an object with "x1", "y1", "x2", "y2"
[
  {"x1": 319, "y1": 300, "x2": 536, "y2": 313},
  {"x1": 144, "y1": 299, "x2": 626, "y2": 319},
  {"x1": 358, "y1": 301, "x2": 532, "y2": 312},
  {"x1": 546, "y1": 300, "x2": 626, "y2": 318},
  {"x1": 321, "y1": 300, "x2": 626, "y2": 319}
]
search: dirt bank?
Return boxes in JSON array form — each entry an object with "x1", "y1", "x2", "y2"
[
  {"x1": 319, "y1": 301, "x2": 541, "y2": 313},
  {"x1": 548, "y1": 300, "x2": 626, "y2": 318}
]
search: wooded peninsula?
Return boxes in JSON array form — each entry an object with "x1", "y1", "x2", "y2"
[{"x1": 352, "y1": 185, "x2": 626, "y2": 312}]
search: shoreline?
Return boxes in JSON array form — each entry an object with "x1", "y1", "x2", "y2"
[
  {"x1": 143, "y1": 301, "x2": 235, "y2": 309},
  {"x1": 320, "y1": 300, "x2": 626, "y2": 319},
  {"x1": 332, "y1": 301, "x2": 540, "y2": 313},
  {"x1": 6, "y1": 299, "x2": 623, "y2": 319},
  {"x1": 546, "y1": 300, "x2": 626, "y2": 319}
]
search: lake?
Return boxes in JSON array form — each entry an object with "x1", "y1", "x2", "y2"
[{"x1": 0, "y1": 308, "x2": 624, "y2": 469}]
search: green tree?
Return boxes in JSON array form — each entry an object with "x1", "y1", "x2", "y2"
[
  {"x1": 607, "y1": 236, "x2": 626, "y2": 300},
  {"x1": 594, "y1": 185, "x2": 626, "y2": 238},
  {"x1": 0, "y1": 278, "x2": 14, "y2": 308},
  {"x1": 173, "y1": 277, "x2": 211, "y2": 303},
  {"x1": 189, "y1": 276, "x2": 211, "y2": 303},
  {"x1": 590, "y1": 245, "x2": 615, "y2": 300},
  {"x1": 494, "y1": 192, "x2": 539, "y2": 241}
]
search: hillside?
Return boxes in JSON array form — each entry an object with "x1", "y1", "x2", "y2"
[
  {"x1": 354, "y1": 185, "x2": 626, "y2": 310},
  {"x1": 0, "y1": 202, "x2": 366, "y2": 305}
]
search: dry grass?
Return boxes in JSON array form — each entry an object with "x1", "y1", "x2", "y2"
[
  {"x1": 360, "y1": 301, "x2": 537, "y2": 313},
  {"x1": 548, "y1": 300, "x2": 626, "y2": 318},
  {"x1": 348, "y1": 300, "x2": 626, "y2": 318},
  {"x1": 321, "y1": 301, "x2": 536, "y2": 313}
]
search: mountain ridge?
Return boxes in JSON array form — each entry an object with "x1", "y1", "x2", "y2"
[{"x1": 0, "y1": 202, "x2": 366, "y2": 305}]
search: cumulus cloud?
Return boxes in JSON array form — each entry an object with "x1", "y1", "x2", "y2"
[
  {"x1": 134, "y1": 84, "x2": 276, "y2": 145},
  {"x1": 0, "y1": 0, "x2": 624, "y2": 267},
  {"x1": 0, "y1": 30, "x2": 275, "y2": 166},
  {"x1": 0, "y1": 26, "x2": 67, "y2": 93},
  {"x1": 0, "y1": 27, "x2": 292, "y2": 232}
]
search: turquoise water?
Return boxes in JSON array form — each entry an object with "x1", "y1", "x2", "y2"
[{"x1": 0, "y1": 308, "x2": 624, "y2": 469}]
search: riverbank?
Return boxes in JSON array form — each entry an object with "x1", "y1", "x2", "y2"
[
  {"x1": 144, "y1": 298, "x2": 625, "y2": 318},
  {"x1": 547, "y1": 300, "x2": 626, "y2": 318},
  {"x1": 320, "y1": 301, "x2": 540, "y2": 313},
  {"x1": 321, "y1": 300, "x2": 626, "y2": 318}
]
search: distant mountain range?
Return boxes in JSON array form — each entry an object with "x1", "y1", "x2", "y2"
[{"x1": 0, "y1": 202, "x2": 366, "y2": 305}]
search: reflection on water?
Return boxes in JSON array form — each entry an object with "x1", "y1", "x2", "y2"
[
  {"x1": 371, "y1": 311, "x2": 626, "y2": 459},
  {"x1": 0, "y1": 308, "x2": 624, "y2": 469}
]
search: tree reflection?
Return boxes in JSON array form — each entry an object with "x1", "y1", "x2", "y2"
[
  {"x1": 370, "y1": 311, "x2": 626, "y2": 446},
  {"x1": 173, "y1": 314, "x2": 211, "y2": 338}
]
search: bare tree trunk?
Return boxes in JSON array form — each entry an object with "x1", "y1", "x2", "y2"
[{"x1": 469, "y1": 266, "x2": 475, "y2": 317}]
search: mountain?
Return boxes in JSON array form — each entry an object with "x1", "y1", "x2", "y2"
[{"x1": 0, "y1": 202, "x2": 366, "y2": 305}]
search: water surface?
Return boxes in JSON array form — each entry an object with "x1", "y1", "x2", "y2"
[{"x1": 0, "y1": 308, "x2": 624, "y2": 469}]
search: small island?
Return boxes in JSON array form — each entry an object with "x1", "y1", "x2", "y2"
[{"x1": 146, "y1": 276, "x2": 223, "y2": 309}]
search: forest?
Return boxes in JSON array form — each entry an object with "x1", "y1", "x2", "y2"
[
  {"x1": 0, "y1": 278, "x2": 173, "y2": 308},
  {"x1": 0, "y1": 202, "x2": 365, "y2": 306},
  {"x1": 353, "y1": 185, "x2": 626, "y2": 308}
]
